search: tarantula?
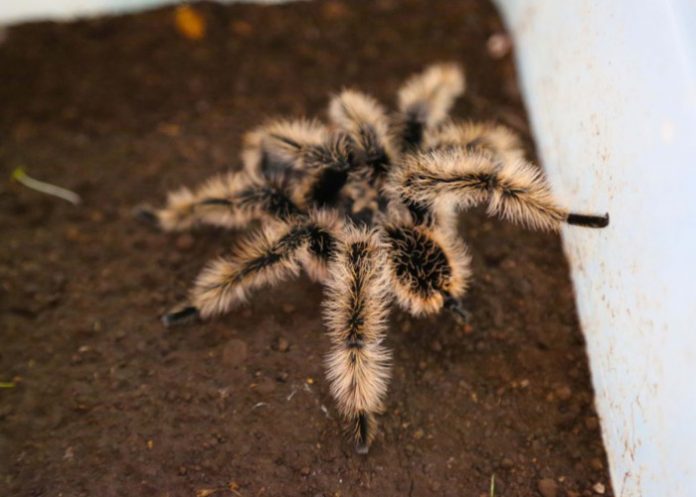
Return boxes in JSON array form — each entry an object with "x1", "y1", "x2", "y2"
[{"x1": 136, "y1": 63, "x2": 608, "y2": 454}]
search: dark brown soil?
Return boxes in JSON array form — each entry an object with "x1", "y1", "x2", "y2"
[{"x1": 0, "y1": 1, "x2": 613, "y2": 496}]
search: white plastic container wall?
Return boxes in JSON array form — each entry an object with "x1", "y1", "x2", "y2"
[{"x1": 493, "y1": 1, "x2": 696, "y2": 496}]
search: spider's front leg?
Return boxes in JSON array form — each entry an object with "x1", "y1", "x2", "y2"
[
  {"x1": 323, "y1": 227, "x2": 392, "y2": 454},
  {"x1": 163, "y1": 211, "x2": 341, "y2": 326},
  {"x1": 391, "y1": 148, "x2": 609, "y2": 232}
]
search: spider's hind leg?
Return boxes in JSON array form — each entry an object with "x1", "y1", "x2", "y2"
[{"x1": 323, "y1": 227, "x2": 392, "y2": 454}]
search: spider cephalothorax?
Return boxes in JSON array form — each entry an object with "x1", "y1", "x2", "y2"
[{"x1": 136, "y1": 63, "x2": 608, "y2": 454}]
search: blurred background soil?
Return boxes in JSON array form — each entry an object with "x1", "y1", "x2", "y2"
[{"x1": 0, "y1": 1, "x2": 613, "y2": 496}]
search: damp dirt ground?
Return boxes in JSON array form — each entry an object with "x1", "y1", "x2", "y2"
[{"x1": 0, "y1": 1, "x2": 614, "y2": 496}]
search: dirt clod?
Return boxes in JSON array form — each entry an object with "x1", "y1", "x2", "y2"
[
  {"x1": 585, "y1": 416, "x2": 600, "y2": 431},
  {"x1": 274, "y1": 337, "x2": 290, "y2": 352},
  {"x1": 556, "y1": 385, "x2": 573, "y2": 401},
  {"x1": 590, "y1": 458, "x2": 604, "y2": 471},
  {"x1": 538, "y1": 478, "x2": 558, "y2": 497}
]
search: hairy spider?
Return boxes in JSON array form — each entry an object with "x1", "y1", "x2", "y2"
[{"x1": 136, "y1": 63, "x2": 609, "y2": 454}]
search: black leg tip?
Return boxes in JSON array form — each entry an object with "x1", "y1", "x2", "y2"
[
  {"x1": 133, "y1": 205, "x2": 160, "y2": 227},
  {"x1": 162, "y1": 306, "x2": 200, "y2": 327},
  {"x1": 567, "y1": 212, "x2": 609, "y2": 228},
  {"x1": 443, "y1": 293, "x2": 471, "y2": 324},
  {"x1": 451, "y1": 308, "x2": 472, "y2": 325},
  {"x1": 354, "y1": 442, "x2": 370, "y2": 455},
  {"x1": 198, "y1": 198, "x2": 232, "y2": 207}
]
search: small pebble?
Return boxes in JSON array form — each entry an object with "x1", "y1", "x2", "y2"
[
  {"x1": 537, "y1": 478, "x2": 558, "y2": 497},
  {"x1": 231, "y1": 19, "x2": 253, "y2": 36},
  {"x1": 556, "y1": 385, "x2": 573, "y2": 401},
  {"x1": 487, "y1": 32, "x2": 512, "y2": 59},
  {"x1": 501, "y1": 457, "x2": 514, "y2": 468},
  {"x1": 592, "y1": 482, "x2": 606, "y2": 495},
  {"x1": 275, "y1": 336, "x2": 290, "y2": 352},
  {"x1": 300, "y1": 466, "x2": 311, "y2": 476},
  {"x1": 64, "y1": 226, "x2": 82, "y2": 242},
  {"x1": 322, "y1": 1, "x2": 349, "y2": 20},
  {"x1": 89, "y1": 209, "x2": 105, "y2": 222},
  {"x1": 413, "y1": 429, "x2": 424, "y2": 440},
  {"x1": 63, "y1": 446, "x2": 74, "y2": 461},
  {"x1": 585, "y1": 416, "x2": 599, "y2": 431}
]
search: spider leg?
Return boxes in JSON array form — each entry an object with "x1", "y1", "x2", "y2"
[
  {"x1": 242, "y1": 118, "x2": 329, "y2": 179},
  {"x1": 293, "y1": 132, "x2": 356, "y2": 208},
  {"x1": 423, "y1": 120, "x2": 525, "y2": 166},
  {"x1": 391, "y1": 148, "x2": 609, "y2": 231},
  {"x1": 246, "y1": 120, "x2": 359, "y2": 211},
  {"x1": 383, "y1": 221, "x2": 471, "y2": 317},
  {"x1": 163, "y1": 212, "x2": 340, "y2": 326},
  {"x1": 135, "y1": 171, "x2": 303, "y2": 232},
  {"x1": 328, "y1": 90, "x2": 396, "y2": 183},
  {"x1": 137, "y1": 118, "x2": 334, "y2": 232},
  {"x1": 161, "y1": 305, "x2": 200, "y2": 327},
  {"x1": 395, "y1": 63, "x2": 466, "y2": 149},
  {"x1": 443, "y1": 292, "x2": 471, "y2": 325},
  {"x1": 323, "y1": 226, "x2": 392, "y2": 454}
]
